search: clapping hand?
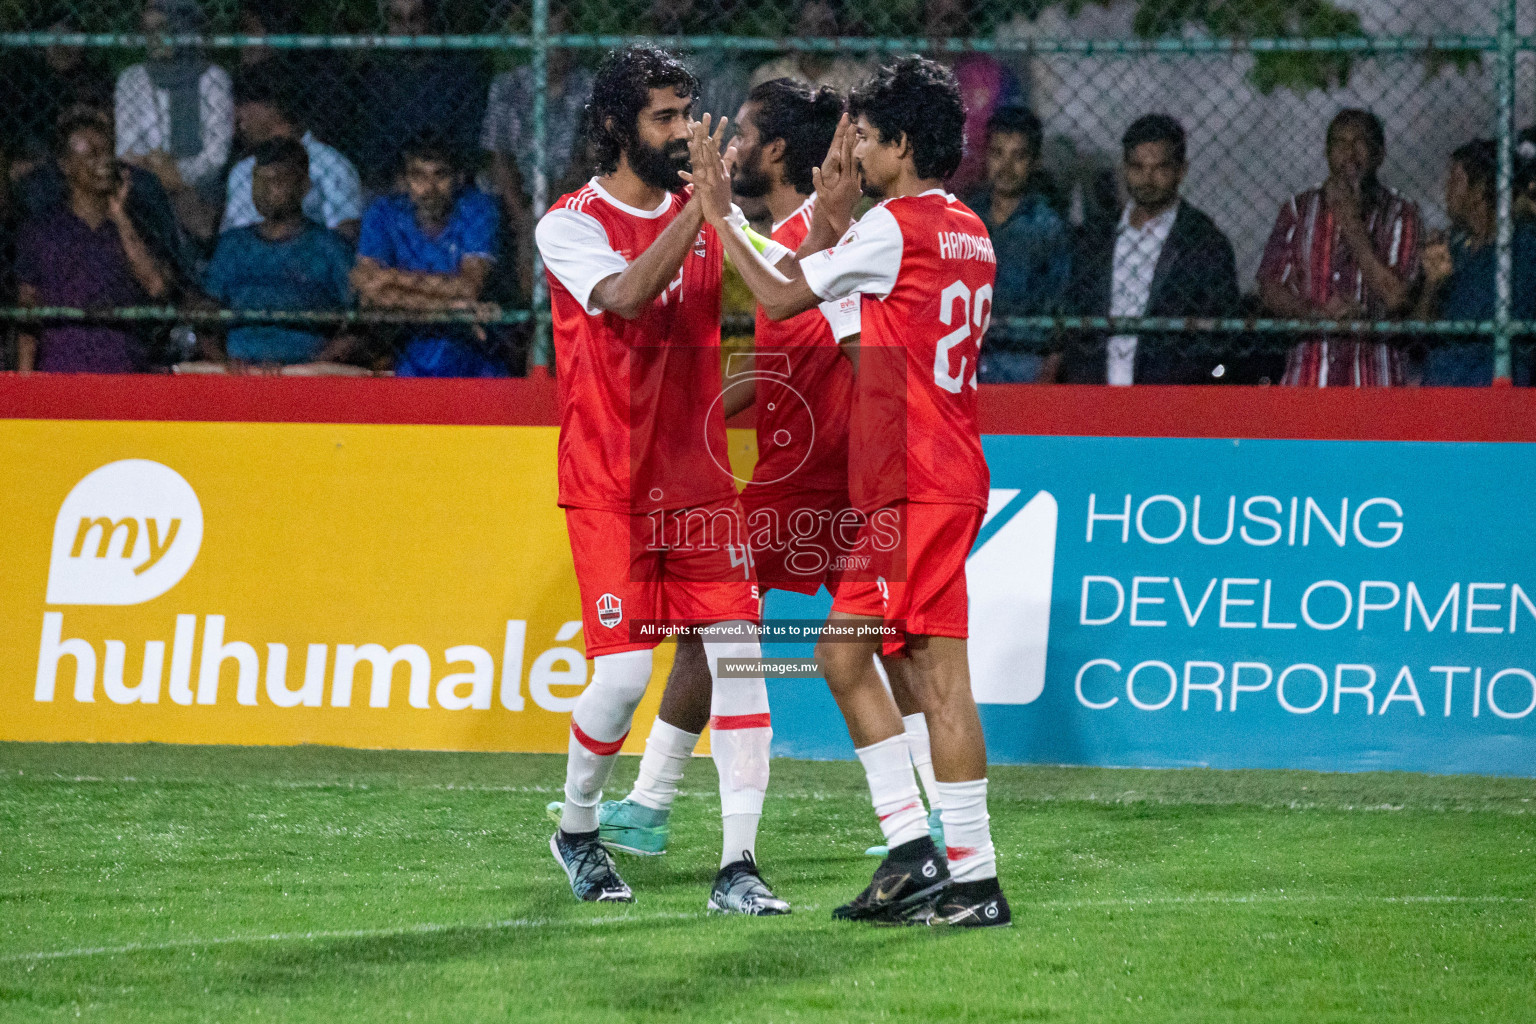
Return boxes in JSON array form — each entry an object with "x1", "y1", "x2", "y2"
[
  {"x1": 681, "y1": 113, "x2": 734, "y2": 227},
  {"x1": 811, "y1": 114, "x2": 861, "y2": 224}
]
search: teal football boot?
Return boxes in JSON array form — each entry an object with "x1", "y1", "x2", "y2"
[{"x1": 545, "y1": 798, "x2": 670, "y2": 856}]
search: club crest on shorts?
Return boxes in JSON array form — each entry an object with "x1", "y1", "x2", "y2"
[{"x1": 596, "y1": 592, "x2": 623, "y2": 629}]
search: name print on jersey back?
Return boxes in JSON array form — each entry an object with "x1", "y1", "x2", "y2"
[{"x1": 802, "y1": 191, "x2": 997, "y2": 516}]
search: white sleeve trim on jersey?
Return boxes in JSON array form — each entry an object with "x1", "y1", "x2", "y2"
[
  {"x1": 820, "y1": 293, "x2": 861, "y2": 340},
  {"x1": 534, "y1": 207, "x2": 630, "y2": 315},
  {"x1": 798, "y1": 204, "x2": 903, "y2": 303}
]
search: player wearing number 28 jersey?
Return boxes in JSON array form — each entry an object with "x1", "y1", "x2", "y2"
[
  {"x1": 800, "y1": 188, "x2": 994, "y2": 636},
  {"x1": 691, "y1": 56, "x2": 1010, "y2": 927}
]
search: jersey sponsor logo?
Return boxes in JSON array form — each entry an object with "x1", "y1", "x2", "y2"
[
  {"x1": 596, "y1": 592, "x2": 623, "y2": 629},
  {"x1": 46, "y1": 460, "x2": 204, "y2": 607},
  {"x1": 936, "y1": 231, "x2": 997, "y2": 264},
  {"x1": 967, "y1": 489, "x2": 1058, "y2": 705}
]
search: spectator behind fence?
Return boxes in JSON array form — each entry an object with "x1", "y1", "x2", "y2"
[
  {"x1": 925, "y1": 0, "x2": 1023, "y2": 196},
  {"x1": 15, "y1": 116, "x2": 170, "y2": 373},
  {"x1": 115, "y1": 0, "x2": 235, "y2": 215},
  {"x1": 224, "y1": 72, "x2": 363, "y2": 244},
  {"x1": 963, "y1": 103, "x2": 1071, "y2": 383},
  {"x1": 233, "y1": 0, "x2": 336, "y2": 136},
  {"x1": 1060, "y1": 114, "x2": 1239, "y2": 385},
  {"x1": 352, "y1": 136, "x2": 503, "y2": 377},
  {"x1": 3, "y1": 18, "x2": 114, "y2": 177},
  {"x1": 1258, "y1": 109, "x2": 1422, "y2": 387},
  {"x1": 203, "y1": 139, "x2": 354, "y2": 366},
  {"x1": 481, "y1": 5, "x2": 593, "y2": 299},
  {"x1": 1413, "y1": 139, "x2": 1535, "y2": 386},
  {"x1": 15, "y1": 100, "x2": 198, "y2": 288},
  {"x1": 750, "y1": 0, "x2": 871, "y2": 96},
  {"x1": 352, "y1": 0, "x2": 488, "y2": 194}
]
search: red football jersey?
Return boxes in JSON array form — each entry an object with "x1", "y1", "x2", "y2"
[
  {"x1": 800, "y1": 190, "x2": 994, "y2": 513},
  {"x1": 747, "y1": 195, "x2": 856, "y2": 492},
  {"x1": 536, "y1": 180, "x2": 736, "y2": 513}
]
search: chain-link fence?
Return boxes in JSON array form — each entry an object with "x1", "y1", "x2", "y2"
[{"x1": 0, "y1": 0, "x2": 1532, "y2": 382}]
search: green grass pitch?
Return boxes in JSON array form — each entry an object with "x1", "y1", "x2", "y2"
[{"x1": 2, "y1": 742, "x2": 1534, "y2": 1022}]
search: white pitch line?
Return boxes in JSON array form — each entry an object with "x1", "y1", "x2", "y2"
[
  {"x1": 2, "y1": 894, "x2": 1522, "y2": 964},
  {"x1": 0, "y1": 910, "x2": 706, "y2": 964},
  {"x1": 1033, "y1": 893, "x2": 1524, "y2": 911}
]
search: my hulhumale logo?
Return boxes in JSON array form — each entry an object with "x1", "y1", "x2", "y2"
[{"x1": 46, "y1": 460, "x2": 204, "y2": 606}]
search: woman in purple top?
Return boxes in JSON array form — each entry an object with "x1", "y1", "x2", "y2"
[{"x1": 17, "y1": 116, "x2": 169, "y2": 373}]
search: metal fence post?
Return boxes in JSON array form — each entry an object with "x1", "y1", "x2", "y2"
[
  {"x1": 529, "y1": 0, "x2": 552, "y2": 370},
  {"x1": 1493, "y1": 0, "x2": 1517, "y2": 384}
]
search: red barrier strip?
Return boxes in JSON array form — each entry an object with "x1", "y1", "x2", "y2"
[{"x1": 2, "y1": 372, "x2": 1535, "y2": 441}]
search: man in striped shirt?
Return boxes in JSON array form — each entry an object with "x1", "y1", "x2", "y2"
[{"x1": 1257, "y1": 109, "x2": 1422, "y2": 387}]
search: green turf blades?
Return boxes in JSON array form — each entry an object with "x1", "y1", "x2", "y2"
[
  {"x1": 5, "y1": 744, "x2": 1536, "y2": 1023},
  {"x1": 866, "y1": 806, "x2": 946, "y2": 858},
  {"x1": 545, "y1": 797, "x2": 671, "y2": 856}
]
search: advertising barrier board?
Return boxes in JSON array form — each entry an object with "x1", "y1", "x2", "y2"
[{"x1": 2, "y1": 376, "x2": 1533, "y2": 775}]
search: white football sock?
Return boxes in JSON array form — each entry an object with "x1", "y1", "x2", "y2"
[
  {"x1": 936, "y1": 778, "x2": 997, "y2": 882},
  {"x1": 560, "y1": 649, "x2": 653, "y2": 834},
  {"x1": 703, "y1": 621, "x2": 771, "y2": 868},
  {"x1": 902, "y1": 712, "x2": 941, "y2": 813},
  {"x1": 856, "y1": 734, "x2": 929, "y2": 849},
  {"x1": 626, "y1": 718, "x2": 700, "y2": 812}
]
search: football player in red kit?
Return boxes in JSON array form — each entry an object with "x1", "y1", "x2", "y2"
[
  {"x1": 687, "y1": 57, "x2": 1010, "y2": 927},
  {"x1": 578, "y1": 77, "x2": 951, "y2": 865},
  {"x1": 533, "y1": 45, "x2": 785, "y2": 915}
]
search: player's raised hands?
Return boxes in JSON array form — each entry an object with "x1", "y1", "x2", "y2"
[
  {"x1": 681, "y1": 113, "x2": 734, "y2": 227},
  {"x1": 811, "y1": 114, "x2": 861, "y2": 224}
]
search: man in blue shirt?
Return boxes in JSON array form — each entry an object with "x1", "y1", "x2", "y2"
[
  {"x1": 961, "y1": 103, "x2": 1071, "y2": 383},
  {"x1": 203, "y1": 138, "x2": 353, "y2": 366},
  {"x1": 353, "y1": 134, "x2": 504, "y2": 377},
  {"x1": 1414, "y1": 139, "x2": 1535, "y2": 386}
]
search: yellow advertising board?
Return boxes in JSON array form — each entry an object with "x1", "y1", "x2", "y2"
[{"x1": 0, "y1": 419, "x2": 760, "y2": 753}]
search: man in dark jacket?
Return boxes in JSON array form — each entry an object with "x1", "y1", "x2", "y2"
[{"x1": 1059, "y1": 114, "x2": 1240, "y2": 384}]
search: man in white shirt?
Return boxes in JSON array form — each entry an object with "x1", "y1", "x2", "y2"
[
  {"x1": 1106, "y1": 195, "x2": 1178, "y2": 385},
  {"x1": 1061, "y1": 114, "x2": 1240, "y2": 385},
  {"x1": 223, "y1": 76, "x2": 362, "y2": 244}
]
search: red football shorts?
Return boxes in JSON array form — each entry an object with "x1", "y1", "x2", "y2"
[
  {"x1": 740, "y1": 483, "x2": 857, "y2": 596},
  {"x1": 831, "y1": 501, "x2": 982, "y2": 652},
  {"x1": 566, "y1": 496, "x2": 760, "y2": 657}
]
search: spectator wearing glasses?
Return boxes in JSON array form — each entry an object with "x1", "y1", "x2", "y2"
[
  {"x1": 962, "y1": 102, "x2": 1070, "y2": 383},
  {"x1": 1258, "y1": 108, "x2": 1422, "y2": 387},
  {"x1": 352, "y1": 135, "x2": 502, "y2": 377},
  {"x1": 1061, "y1": 114, "x2": 1239, "y2": 385},
  {"x1": 202, "y1": 138, "x2": 354, "y2": 367},
  {"x1": 15, "y1": 115, "x2": 170, "y2": 373},
  {"x1": 1413, "y1": 139, "x2": 1535, "y2": 386}
]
